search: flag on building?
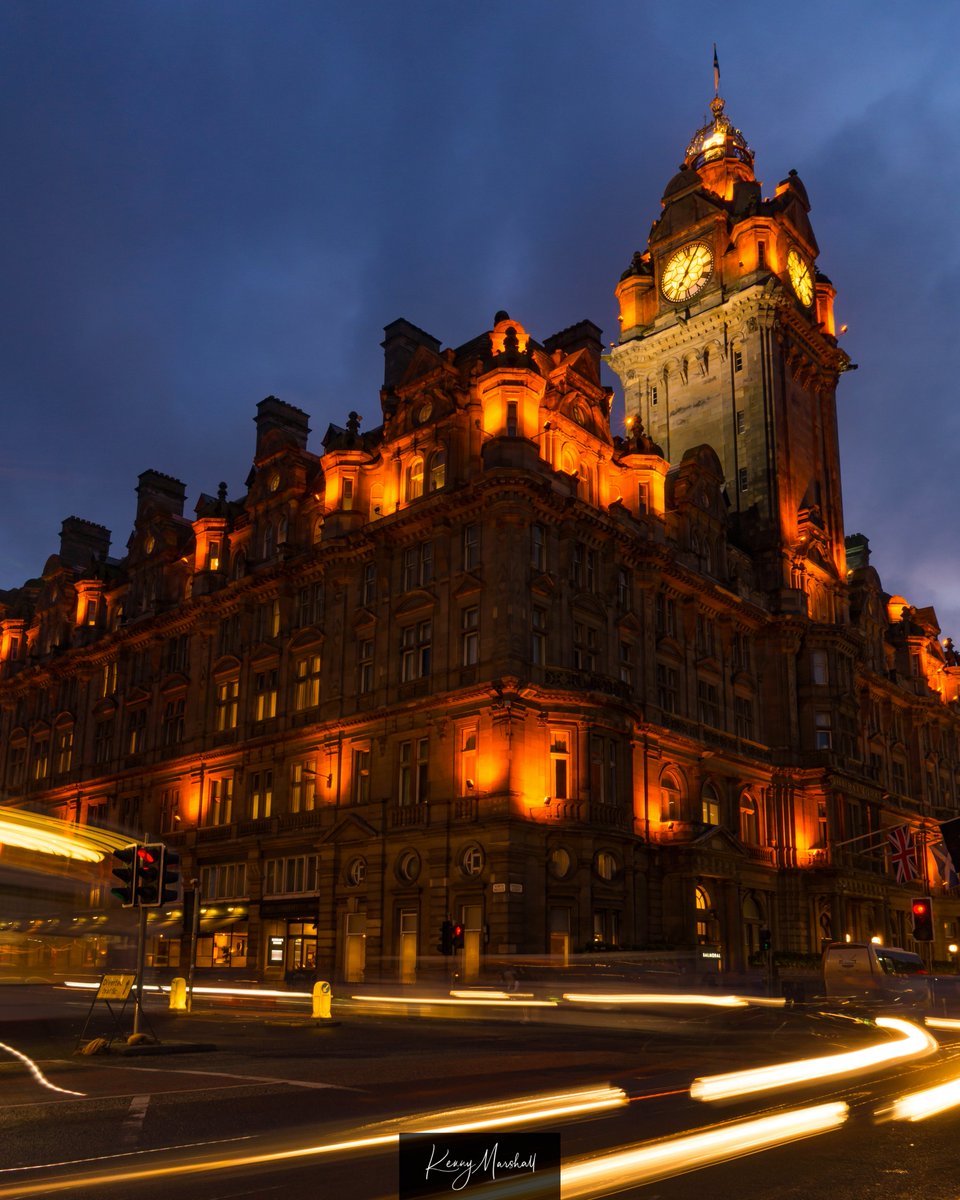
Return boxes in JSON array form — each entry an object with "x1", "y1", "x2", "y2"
[
  {"x1": 939, "y1": 817, "x2": 960, "y2": 879},
  {"x1": 887, "y1": 825, "x2": 917, "y2": 883},
  {"x1": 932, "y1": 837, "x2": 960, "y2": 889}
]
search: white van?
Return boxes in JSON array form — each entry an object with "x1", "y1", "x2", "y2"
[{"x1": 821, "y1": 942, "x2": 930, "y2": 1005}]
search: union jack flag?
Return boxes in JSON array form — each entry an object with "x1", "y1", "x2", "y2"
[{"x1": 888, "y1": 825, "x2": 917, "y2": 883}]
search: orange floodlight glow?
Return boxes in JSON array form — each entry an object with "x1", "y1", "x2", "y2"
[{"x1": 690, "y1": 1017, "x2": 937, "y2": 1102}]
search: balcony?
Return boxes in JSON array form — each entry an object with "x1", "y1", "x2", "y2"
[
  {"x1": 277, "y1": 808, "x2": 325, "y2": 832},
  {"x1": 390, "y1": 802, "x2": 430, "y2": 829}
]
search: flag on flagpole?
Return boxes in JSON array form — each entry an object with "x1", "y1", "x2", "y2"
[
  {"x1": 887, "y1": 825, "x2": 917, "y2": 883},
  {"x1": 932, "y1": 838, "x2": 959, "y2": 889},
  {"x1": 939, "y1": 817, "x2": 960, "y2": 878}
]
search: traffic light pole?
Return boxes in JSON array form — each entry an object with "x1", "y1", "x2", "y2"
[
  {"x1": 133, "y1": 900, "x2": 147, "y2": 1036},
  {"x1": 186, "y1": 877, "x2": 201, "y2": 1012}
]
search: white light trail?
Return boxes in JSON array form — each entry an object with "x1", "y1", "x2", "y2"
[
  {"x1": 563, "y1": 992, "x2": 747, "y2": 1008},
  {"x1": 690, "y1": 1016, "x2": 938, "y2": 1101},
  {"x1": 560, "y1": 1103, "x2": 849, "y2": 1198},
  {"x1": 0, "y1": 1040, "x2": 85, "y2": 1097}
]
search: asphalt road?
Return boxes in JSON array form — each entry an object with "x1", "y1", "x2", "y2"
[{"x1": 2, "y1": 986, "x2": 960, "y2": 1199}]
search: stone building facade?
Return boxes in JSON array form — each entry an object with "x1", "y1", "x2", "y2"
[{"x1": 3, "y1": 90, "x2": 960, "y2": 983}]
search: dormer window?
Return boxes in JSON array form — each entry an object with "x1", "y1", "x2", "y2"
[
  {"x1": 207, "y1": 540, "x2": 221, "y2": 572},
  {"x1": 342, "y1": 477, "x2": 355, "y2": 511},
  {"x1": 506, "y1": 401, "x2": 519, "y2": 437}
]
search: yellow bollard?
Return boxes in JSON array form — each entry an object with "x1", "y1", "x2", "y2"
[
  {"x1": 312, "y1": 980, "x2": 332, "y2": 1019},
  {"x1": 169, "y1": 977, "x2": 187, "y2": 1012}
]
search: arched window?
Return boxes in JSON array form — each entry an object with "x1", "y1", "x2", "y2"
[
  {"x1": 428, "y1": 447, "x2": 446, "y2": 492},
  {"x1": 406, "y1": 457, "x2": 424, "y2": 502},
  {"x1": 262, "y1": 522, "x2": 275, "y2": 560},
  {"x1": 701, "y1": 782, "x2": 721, "y2": 826},
  {"x1": 312, "y1": 516, "x2": 324, "y2": 545},
  {"x1": 740, "y1": 790, "x2": 760, "y2": 844},
  {"x1": 695, "y1": 885, "x2": 714, "y2": 945},
  {"x1": 578, "y1": 462, "x2": 593, "y2": 504},
  {"x1": 660, "y1": 770, "x2": 682, "y2": 822}
]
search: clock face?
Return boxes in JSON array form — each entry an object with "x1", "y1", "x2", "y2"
[
  {"x1": 417, "y1": 402, "x2": 433, "y2": 425},
  {"x1": 661, "y1": 242, "x2": 714, "y2": 303},
  {"x1": 787, "y1": 249, "x2": 814, "y2": 307}
]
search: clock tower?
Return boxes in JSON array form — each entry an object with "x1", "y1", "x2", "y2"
[{"x1": 608, "y1": 83, "x2": 851, "y2": 610}]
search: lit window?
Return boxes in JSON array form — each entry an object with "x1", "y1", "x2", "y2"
[
  {"x1": 207, "y1": 540, "x2": 221, "y2": 571},
  {"x1": 399, "y1": 737, "x2": 429, "y2": 806},
  {"x1": 216, "y1": 678, "x2": 239, "y2": 731},
  {"x1": 342, "y1": 477, "x2": 354, "y2": 511},
  {"x1": 254, "y1": 668, "x2": 278, "y2": 720},
  {"x1": 207, "y1": 776, "x2": 235, "y2": 825},
  {"x1": 405, "y1": 457, "x2": 424, "y2": 501},
  {"x1": 428, "y1": 448, "x2": 446, "y2": 492},
  {"x1": 702, "y1": 783, "x2": 721, "y2": 825},
  {"x1": 550, "y1": 731, "x2": 570, "y2": 800},
  {"x1": 294, "y1": 654, "x2": 321, "y2": 710},
  {"x1": 459, "y1": 727, "x2": 478, "y2": 797},
  {"x1": 249, "y1": 770, "x2": 273, "y2": 819},
  {"x1": 289, "y1": 761, "x2": 316, "y2": 813}
]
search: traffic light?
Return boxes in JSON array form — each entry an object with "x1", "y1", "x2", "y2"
[
  {"x1": 911, "y1": 896, "x2": 934, "y2": 941},
  {"x1": 159, "y1": 847, "x2": 180, "y2": 905},
  {"x1": 110, "y1": 844, "x2": 140, "y2": 907},
  {"x1": 452, "y1": 922, "x2": 465, "y2": 951},
  {"x1": 439, "y1": 920, "x2": 454, "y2": 955},
  {"x1": 136, "y1": 844, "x2": 163, "y2": 907}
]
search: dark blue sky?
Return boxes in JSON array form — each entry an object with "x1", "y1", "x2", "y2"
[{"x1": 2, "y1": 2, "x2": 958, "y2": 634}]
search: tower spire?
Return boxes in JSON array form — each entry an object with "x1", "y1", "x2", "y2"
[{"x1": 713, "y1": 44, "x2": 720, "y2": 98}]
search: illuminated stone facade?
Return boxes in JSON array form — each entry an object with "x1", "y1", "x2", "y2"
[{"x1": 3, "y1": 92, "x2": 960, "y2": 982}]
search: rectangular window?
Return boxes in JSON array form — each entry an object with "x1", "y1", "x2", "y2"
[
  {"x1": 697, "y1": 680, "x2": 720, "y2": 728},
  {"x1": 571, "y1": 543, "x2": 583, "y2": 589},
  {"x1": 618, "y1": 641, "x2": 633, "y2": 686},
  {"x1": 256, "y1": 599, "x2": 281, "y2": 641},
  {"x1": 651, "y1": 385, "x2": 658, "y2": 406},
  {"x1": 29, "y1": 738, "x2": 51, "y2": 784},
  {"x1": 733, "y1": 630, "x2": 751, "y2": 671},
  {"x1": 342, "y1": 477, "x2": 354, "y2": 511},
  {"x1": 585, "y1": 549, "x2": 597, "y2": 592},
  {"x1": 127, "y1": 708, "x2": 147, "y2": 755},
  {"x1": 54, "y1": 728, "x2": 73, "y2": 774},
  {"x1": 263, "y1": 855, "x2": 318, "y2": 896},
  {"x1": 218, "y1": 615, "x2": 241, "y2": 657},
  {"x1": 8, "y1": 742, "x2": 26, "y2": 787},
  {"x1": 656, "y1": 593, "x2": 677, "y2": 638},
  {"x1": 892, "y1": 759, "x2": 907, "y2": 795},
  {"x1": 591, "y1": 735, "x2": 619, "y2": 806},
  {"x1": 216, "y1": 678, "x2": 239, "y2": 731},
  {"x1": 207, "y1": 776, "x2": 234, "y2": 825},
  {"x1": 461, "y1": 607, "x2": 479, "y2": 666},
  {"x1": 550, "y1": 731, "x2": 570, "y2": 800},
  {"x1": 207, "y1": 539, "x2": 221, "y2": 571},
  {"x1": 657, "y1": 663, "x2": 679, "y2": 714},
  {"x1": 84, "y1": 597, "x2": 99, "y2": 626},
  {"x1": 351, "y1": 747, "x2": 370, "y2": 805},
  {"x1": 459, "y1": 727, "x2": 478, "y2": 797},
  {"x1": 200, "y1": 862, "x2": 247, "y2": 900},
  {"x1": 738, "y1": 467, "x2": 749, "y2": 492},
  {"x1": 733, "y1": 349, "x2": 743, "y2": 373},
  {"x1": 294, "y1": 654, "x2": 321, "y2": 710},
  {"x1": 296, "y1": 583, "x2": 324, "y2": 629},
  {"x1": 162, "y1": 697, "x2": 185, "y2": 746},
  {"x1": 734, "y1": 695, "x2": 754, "y2": 740},
  {"x1": 532, "y1": 524, "x2": 546, "y2": 572},
  {"x1": 696, "y1": 614, "x2": 716, "y2": 657},
  {"x1": 815, "y1": 711, "x2": 833, "y2": 750},
  {"x1": 532, "y1": 607, "x2": 547, "y2": 665},
  {"x1": 402, "y1": 542, "x2": 433, "y2": 591},
  {"x1": 163, "y1": 635, "x2": 189, "y2": 675},
  {"x1": 358, "y1": 639, "x2": 374, "y2": 694},
  {"x1": 757, "y1": 240, "x2": 766, "y2": 268},
  {"x1": 249, "y1": 770, "x2": 273, "y2": 819},
  {"x1": 573, "y1": 622, "x2": 597, "y2": 672},
  {"x1": 401, "y1": 622, "x2": 432, "y2": 682},
  {"x1": 463, "y1": 524, "x2": 480, "y2": 572},
  {"x1": 362, "y1": 563, "x2": 376, "y2": 607},
  {"x1": 617, "y1": 568, "x2": 630, "y2": 611},
  {"x1": 254, "y1": 668, "x2": 278, "y2": 720},
  {"x1": 736, "y1": 409, "x2": 746, "y2": 434},
  {"x1": 93, "y1": 721, "x2": 113, "y2": 766},
  {"x1": 98, "y1": 662, "x2": 118, "y2": 699},
  {"x1": 811, "y1": 649, "x2": 829, "y2": 685},
  {"x1": 289, "y1": 761, "x2": 316, "y2": 813},
  {"x1": 506, "y1": 400, "x2": 519, "y2": 437},
  {"x1": 398, "y1": 738, "x2": 429, "y2": 806}
]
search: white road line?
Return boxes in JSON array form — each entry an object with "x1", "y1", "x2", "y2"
[
  {"x1": 120, "y1": 1094, "x2": 150, "y2": 1147},
  {"x1": 106, "y1": 1065, "x2": 360, "y2": 1094}
]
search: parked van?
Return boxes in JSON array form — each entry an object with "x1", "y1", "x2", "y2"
[{"x1": 821, "y1": 942, "x2": 930, "y2": 1006}]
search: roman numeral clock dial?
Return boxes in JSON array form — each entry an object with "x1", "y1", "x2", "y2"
[{"x1": 660, "y1": 241, "x2": 714, "y2": 303}]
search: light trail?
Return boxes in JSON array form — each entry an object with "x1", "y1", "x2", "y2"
[
  {"x1": 351, "y1": 994, "x2": 558, "y2": 1008},
  {"x1": 0, "y1": 1085, "x2": 626, "y2": 1197},
  {"x1": 926, "y1": 1016, "x2": 960, "y2": 1032},
  {"x1": 563, "y1": 992, "x2": 748, "y2": 1008},
  {"x1": 0, "y1": 805, "x2": 132, "y2": 861},
  {"x1": 559, "y1": 1103, "x2": 849, "y2": 1198},
  {"x1": 690, "y1": 1016, "x2": 938, "y2": 1101},
  {"x1": 876, "y1": 1071, "x2": 960, "y2": 1122},
  {"x1": 0, "y1": 1040, "x2": 85, "y2": 1097}
]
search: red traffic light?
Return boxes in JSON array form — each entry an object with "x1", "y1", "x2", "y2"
[{"x1": 912, "y1": 900, "x2": 929, "y2": 916}]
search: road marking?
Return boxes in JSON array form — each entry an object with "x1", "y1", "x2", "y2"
[
  {"x1": 120, "y1": 1095, "x2": 150, "y2": 1147},
  {"x1": 122, "y1": 1066, "x2": 359, "y2": 1090},
  {"x1": 0, "y1": 1135, "x2": 254, "y2": 1176}
]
